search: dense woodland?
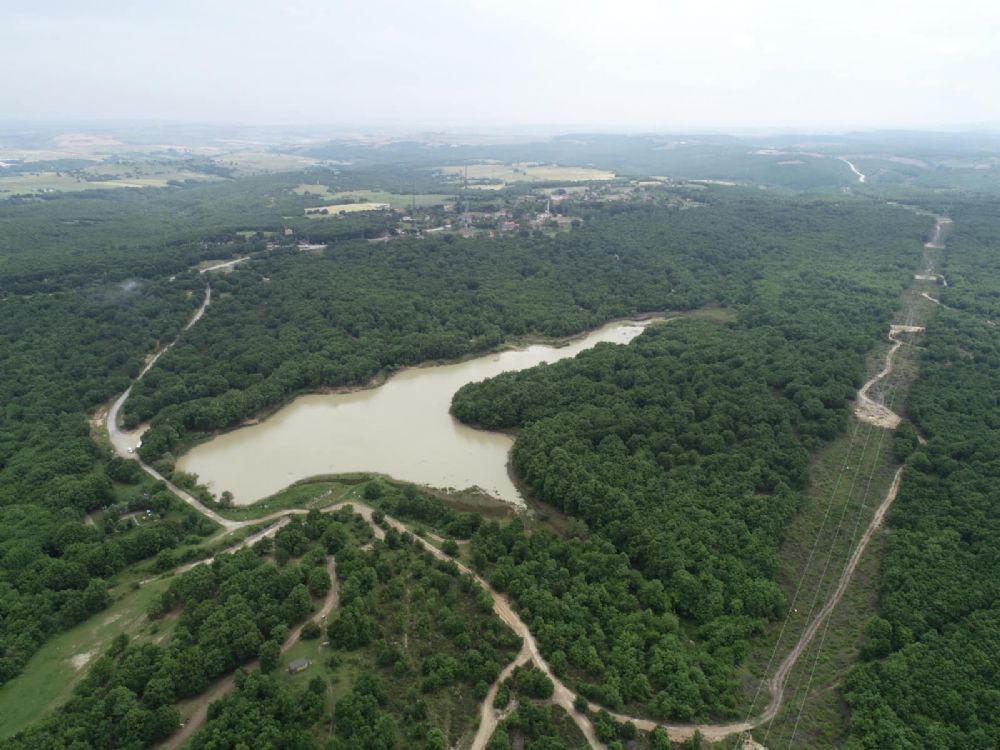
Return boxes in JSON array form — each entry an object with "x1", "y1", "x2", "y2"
[
  {"x1": 128, "y1": 195, "x2": 925, "y2": 470},
  {"x1": 843, "y1": 204, "x2": 1000, "y2": 749},
  {"x1": 452, "y1": 258, "x2": 917, "y2": 719},
  {"x1": 0, "y1": 275, "x2": 219, "y2": 684}
]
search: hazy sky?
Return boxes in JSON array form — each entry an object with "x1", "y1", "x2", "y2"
[{"x1": 3, "y1": 0, "x2": 999, "y2": 131}]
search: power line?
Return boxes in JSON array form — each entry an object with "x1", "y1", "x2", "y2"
[
  {"x1": 761, "y1": 417, "x2": 879, "y2": 745},
  {"x1": 743, "y1": 418, "x2": 864, "y2": 725},
  {"x1": 784, "y1": 346, "x2": 907, "y2": 748}
]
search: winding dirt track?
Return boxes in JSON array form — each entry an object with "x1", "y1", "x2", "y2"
[
  {"x1": 105, "y1": 284, "x2": 241, "y2": 531},
  {"x1": 924, "y1": 216, "x2": 952, "y2": 249},
  {"x1": 102, "y1": 250, "x2": 933, "y2": 748},
  {"x1": 199, "y1": 257, "x2": 249, "y2": 274},
  {"x1": 853, "y1": 325, "x2": 924, "y2": 429},
  {"x1": 839, "y1": 157, "x2": 867, "y2": 184},
  {"x1": 471, "y1": 644, "x2": 530, "y2": 750}
]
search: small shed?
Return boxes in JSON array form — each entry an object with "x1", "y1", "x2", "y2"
[{"x1": 287, "y1": 658, "x2": 310, "y2": 674}]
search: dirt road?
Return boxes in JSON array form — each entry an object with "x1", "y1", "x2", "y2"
[
  {"x1": 103, "y1": 284, "x2": 243, "y2": 530},
  {"x1": 470, "y1": 644, "x2": 531, "y2": 750},
  {"x1": 924, "y1": 216, "x2": 952, "y2": 249},
  {"x1": 199, "y1": 257, "x2": 249, "y2": 274},
  {"x1": 853, "y1": 324, "x2": 924, "y2": 429},
  {"x1": 839, "y1": 157, "x2": 866, "y2": 184}
]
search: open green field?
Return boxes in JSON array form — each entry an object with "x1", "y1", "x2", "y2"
[
  {"x1": 0, "y1": 577, "x2": 172, "y2": 739},
  {"x1": 218, "y1": 479, "x2": 353, "y2": 522},
  {"x1": 438, "y1": 161, "x2": 615, "y2": 186},
  {"x1": 304, "y1": 201, "x2": 391, "y2": 216},
  {"x1": 293, "y1": 184, "x2": 454, "y2": 209},
  {"x1": 215, "y1": 151, "x2": 321, "y2": 172},
  {"x1": 0, "y1": 168, "x2": 222, "y2": 197}
]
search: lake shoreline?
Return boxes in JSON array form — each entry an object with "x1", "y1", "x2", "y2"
[
  {"x1": 176, "y1": 315, "x2": 671, "y2": 507},
  {"x1": 180, "y1": 311, "x2": 674, "y2": 444}
]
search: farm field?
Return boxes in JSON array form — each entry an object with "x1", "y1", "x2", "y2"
[
  {"x1": 293, "y1": 184, "x2": 454, "y2": 209},
  {"x1": 304, "y1": 201, "x2": 391, "y2": 216},
  {"x1": 0, "y1": 168, "x2": 221, "y2": 197},
  {"x1": 0, "y1": 577, "x2": 173, "y2": 739},
  {"x1": 214, "y1": 150, "x2": 321, "y2": 172},
  {"x1": 438, "y1": 161, "x2": 616, "y2": 186}
]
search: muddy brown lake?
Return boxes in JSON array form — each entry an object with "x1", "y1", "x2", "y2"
[{"x1": 176, "y1": 318, "x2": 660, "y2": 507}]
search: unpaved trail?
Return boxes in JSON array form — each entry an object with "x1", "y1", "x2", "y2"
[
  {"x1": 199, "y1": 257, "x2": 249, "y2": 274},
  {"x1": 755, "y1": 465, "x2": 903, "y2": 727},
  {"x1": 106, "y1": 284, "x2": 211, "y2": 448},
  {"x1": 161, "y1": 672, "x2": 236, "y2": 749},
  {"x1": 361, "y1": 507, "x2": 605, "y2": 746},
  {"x1": 103, "y1": 284, "x2": 243, "y2": 531},
  {"x1": 471, "y1": 644, "x2": 531, "y2": 750},
  {"x1": 921, "y1": 291, "x2": 949, "y2": 308},
  {"x1": 853, "y1": 325, "x2": 924, "y2": 429},
  {"x1": 839, "y1": 157, "x2": 866, "y2": 183},
  {"x1": 924, "y1": 216, "x2": 952, "y2": 249},
  {"x1": 162, "y1": 517, "x2": 294, "y2": 580}
]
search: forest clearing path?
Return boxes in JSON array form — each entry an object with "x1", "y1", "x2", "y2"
[
  {"x1": 471, "y1": 644, "x2": 531, "y2": 750},
  {"x1": 853, "y1": 324, "x2": 924, "y2": 429},
  {"x1": 103, "y1": 284, "x2": 241, "y2": 530},
  {"x1": 924, "y1": 216, "x2": 952, "y2": 249},
  {"x1": 838, "y1": 158, "x2": 867, "y2": 183},
  {"x1": 199, "y1": 257, "x2": 249, "y2": 273},
  {"x1": 921, "y1": 291, "x2": 948, "y2": 308}
]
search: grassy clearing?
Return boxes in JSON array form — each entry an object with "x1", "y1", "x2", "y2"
[
  {"x1": 218, "y1": 480, "x2": 352, "y2": 521},
  {"x1": 0, "y1": 167, "x2": 221, "y2": 197},
  {"x1": 0, "y1": 577, "x2": 171, "y2": 739},
  {"x1": 304, "y1": 202, "x2": 391, "y2": 216},
  {"x1": 0, "y1": 513, "x2": 259, "y2": 738},
  {"x1": 741, "y1": 426, "x2": 897, "y2": 749},
  {"x1": 438, "y1": 162, "x2": 615, "y2": 186},
  {"x1": 216, "y1": 151, "x2": 319, "y2": 172},
  {"x1": 293, "y1": 185, "x2": 453, "y2": 208}
]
